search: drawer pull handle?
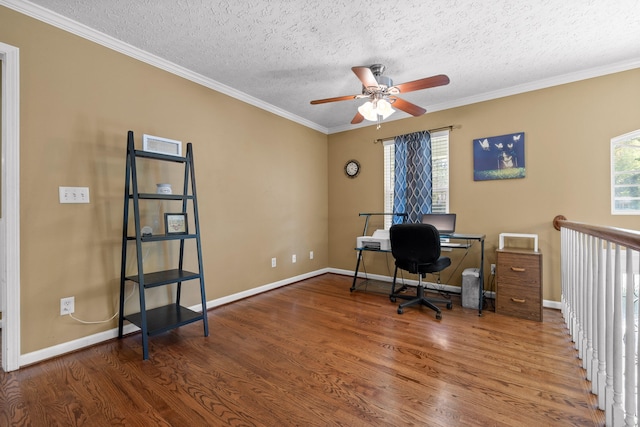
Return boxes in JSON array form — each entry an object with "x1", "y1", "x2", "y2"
[
  {"x1": 511, "y1": 298, "x2": 526, "y2": 303},
  {"x1": 511, "y1": 267, "x2": 526, "y2": 272}
]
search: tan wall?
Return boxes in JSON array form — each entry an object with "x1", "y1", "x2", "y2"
[
  {"x1": 329, "y1": 69, "x2": 640, "y2": 302},
  {"x1": 0, "y1": 7, "x2": 328, "y2": 354},
  {"x1": 2, "y1": 4, "x2": 639, "y2": 357}
]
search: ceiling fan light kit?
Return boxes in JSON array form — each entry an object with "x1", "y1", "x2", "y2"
[
  {"x1": 310, "y1": 64, "x2": 450, "y2": 129},
  {"x1": 357, "y1": 99, "x2": 395, "y2": 122}
]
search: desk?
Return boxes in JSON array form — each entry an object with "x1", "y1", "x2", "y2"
[{"x1": 351, "y1": 215, "x2": 486, "y2": 315}]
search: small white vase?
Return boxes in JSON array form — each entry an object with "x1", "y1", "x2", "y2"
[{"x1": 156, "y1": 183, "x2": 172, "y2": 194}]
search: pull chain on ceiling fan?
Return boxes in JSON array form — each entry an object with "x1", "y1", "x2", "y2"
[{"x1": 310, "y1": 64, "x2": 450, "y2": 129}]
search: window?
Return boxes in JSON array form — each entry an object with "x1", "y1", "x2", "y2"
[
  {"x1": 384, "y1": 130, "x2": 450, "y2": 228},
  {"x1": 611, "y1": 129, "x2": 640, "y2": 215}
]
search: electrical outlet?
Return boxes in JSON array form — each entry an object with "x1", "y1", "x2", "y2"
[
  {"x1": 309, "y1": 251, "x2": 314, "y2": 260},
  {"x1": 491, "y1": 264, "x2": 496, "y2": 275},
  {"x1": 60, "y1": 296, "x2": 75, "y2": 315},
  {"x1": 292, "y1": 254, "x2": 296, "y2": 263},
  {"x1": 271, "y1": 257, "x2": 277, "y2": 268},
  {"x1": 59, "y1": 186, "x2": 90, "y2": 204}
]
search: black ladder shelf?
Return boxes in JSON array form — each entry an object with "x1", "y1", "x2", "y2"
[{"x1": 118, "y1": 130, "x2": 209, "y2": 360}]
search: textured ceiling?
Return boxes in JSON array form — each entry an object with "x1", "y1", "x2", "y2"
[{"x1": 5, "y1": 0, "x2": 640, "y2": 133}]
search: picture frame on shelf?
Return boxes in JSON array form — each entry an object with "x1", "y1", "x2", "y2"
[{"x1": 165, "y1": 213, "x2": 188, "y2": 235}]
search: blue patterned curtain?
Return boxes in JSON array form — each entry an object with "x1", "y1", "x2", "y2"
[{"x1": 393, "y1": 131, "x2": 432, "y2": 224}]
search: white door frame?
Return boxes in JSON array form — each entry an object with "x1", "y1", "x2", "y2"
[{"x1": 1, "y1": 42, "x2": 21, "y2": 372}]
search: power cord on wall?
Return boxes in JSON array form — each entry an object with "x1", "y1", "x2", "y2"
[
  {"x1": 66, "y1": 206, "x2": 167, "y2": 324},
  {"x1": 64, "y1": 245, "x2": 150, "y2": 325},
  {"x1": 66, "y1": 282, "x2": 136, "y2": 324},
  {"x1": 483, "y1": 270, "x2": 496, "y2": 311}
]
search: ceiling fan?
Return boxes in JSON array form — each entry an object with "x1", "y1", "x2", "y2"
[{"x1": 310, "y1": 64, "x2": 450, "y2": 127}]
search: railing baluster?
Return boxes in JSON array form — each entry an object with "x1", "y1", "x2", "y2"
[
  {"x1": 590, "y1": 236, "x2": 599, "y2": 390},
  {"x1": 555, "y1": 216, "x2": 640, "y2": 425},
  {"x1": 571, "y1": 232, "x2": 580, "y2": 344},
  {"x1": 624, "y1": 248, "x2": 636, "y2": 426},
  {"x1": 579, "y1": 232, "x2": 586, "y2": 359},
  {"x1": 596, "y1": 237, "x2": 607, "y2": 407},
  {"x1": 565, "y1": 229, "x2": 572, "y2": 334},
  {"x1": 586, "y1": 234, "x2": 594, "y2": 379},
  {"x1": 613, "y1": 244, "x2": 625, "y2": 425},
  {"x1": 606, "y1": 240, "x2": 614, "y2": 426}
]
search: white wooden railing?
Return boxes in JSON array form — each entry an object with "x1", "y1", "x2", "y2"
[{"x1": 555, "y1": 215, "x2": 639, "y2": 427}]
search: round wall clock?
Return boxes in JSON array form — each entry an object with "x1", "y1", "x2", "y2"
[{"x1": 344, "y1": 159, "x2": 360, "y2": 178}]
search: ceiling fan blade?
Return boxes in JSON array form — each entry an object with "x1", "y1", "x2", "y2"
[
  {"x1": 352, "y1": 66, "x2": 379, "y2": 89},
  {"x1": 351, "y1": 112, "x2": 365, "y2": 124},
  {"x1": 392, "y1": 74, "x2": 450, "y2": 93},
  {"x1": 310, "y1": 94, "x2": 360, "y2": 105},
  {"x1": 391, "y1": 97, "x2": 427, "y2": 116}
]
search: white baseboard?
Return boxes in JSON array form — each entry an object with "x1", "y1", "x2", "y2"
[
  {"x1": 543, "y1": 300, "x2": 562, "y2": 310},
  {"x1": 18, "y1": 267, "x2": 558, "y2": 367},
  {"x1": 329, "y1": 268, "x2": 558, "y2": 309},
  {"x1": 19, "y1": 268, "x2": 331, "y2": 368},
  {"x1": 203, "y1": 268, "x2": 331, "y2": 310},
  {"x1": 20, "y1": 323, "x2": 140, "y2": 367},
  {"x1": 331, "y1": 267, "x2": 481, "y2": 296}
]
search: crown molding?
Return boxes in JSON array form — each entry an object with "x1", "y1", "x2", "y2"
[
  {"x1": 0, "y1": 0, "x2": 329, "y2": 134},
  {"x1": 425, "y1": 57, "x2": 640, "y2": 114},
  {"x1": 3, "y1": 0, "x2": 638, "y2": 136}
]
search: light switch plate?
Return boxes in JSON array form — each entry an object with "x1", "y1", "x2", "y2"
[{"x1": 59, "y1": 186, "x2": 90, "y2": 203}]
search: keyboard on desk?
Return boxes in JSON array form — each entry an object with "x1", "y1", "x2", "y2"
[{"x1": 440, "y1": 241, "x2": 467, "y2": 248}]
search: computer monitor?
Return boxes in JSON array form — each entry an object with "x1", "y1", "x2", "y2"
[{"x1": 421, "y1": 213, "x2": 456, "y2": 235}]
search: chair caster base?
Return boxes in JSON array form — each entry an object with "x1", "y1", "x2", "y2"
[
  {"x1": 390, "y1": 296, "x2": 396, "y2": 303},
  {"x1": 446, "y1": 302, "x2": 453, "y2": 310},
  {"x1": 435, "y1": 312, "x2": 442, "y2": 320},
  {"x1": 397, "y1": 307, "x2": 403, "y2": 314}
]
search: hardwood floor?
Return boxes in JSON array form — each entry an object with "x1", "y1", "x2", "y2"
[{"x1": 0, "y1": 273, "x2": 604, "y2": 426}]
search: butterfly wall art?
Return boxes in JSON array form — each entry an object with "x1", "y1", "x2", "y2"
[{"x1": 473, "y1": 132, "x2": 525, "y2": 181}]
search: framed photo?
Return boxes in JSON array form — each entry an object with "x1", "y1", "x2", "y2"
[
  {"x1": 143, "y1": 134, "x2": 182, "y2": 156},
  {"x1": 165, "y1": 213, "x2": 188, "y2": 235},
  {"x1": 473, "y1": 132, "x2": 526, "y2": 181}
]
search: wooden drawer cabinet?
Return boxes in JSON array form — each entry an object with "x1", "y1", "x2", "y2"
[{"x1": 496, "y1": 248, "x2": 542, "y2": 321}]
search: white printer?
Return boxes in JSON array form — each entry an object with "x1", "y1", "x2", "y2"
[{"x1": 356, "y1": 229, "x2": 391, "y2": 251}]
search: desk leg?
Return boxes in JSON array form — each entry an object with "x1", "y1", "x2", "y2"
[
  {"x1": 478, "y1": 239, "x2": 485, "y2": 316},
  {"x1": 351, "y1": 250, "x2": 363, "y2": 292}
]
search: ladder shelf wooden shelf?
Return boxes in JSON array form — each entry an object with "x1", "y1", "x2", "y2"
[{"x1": 118, "y1": 130, "x2": 208, "y2": 360}]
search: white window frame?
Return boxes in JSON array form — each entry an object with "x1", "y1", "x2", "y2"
[
  {"x1": 611, "y1": 129, "x2": 640, "y2": 215},
  {"x1": 384, "y1": 130, "x2": 450, "y2": 229}
]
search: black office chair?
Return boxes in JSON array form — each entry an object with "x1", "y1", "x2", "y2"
[{"x1": 389, "y1": 223, "x2": 453, "y2": 319}]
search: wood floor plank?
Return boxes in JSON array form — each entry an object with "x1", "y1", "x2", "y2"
[{"x1": 0, "y1": 273, "x2": 604, "y2": 426}]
